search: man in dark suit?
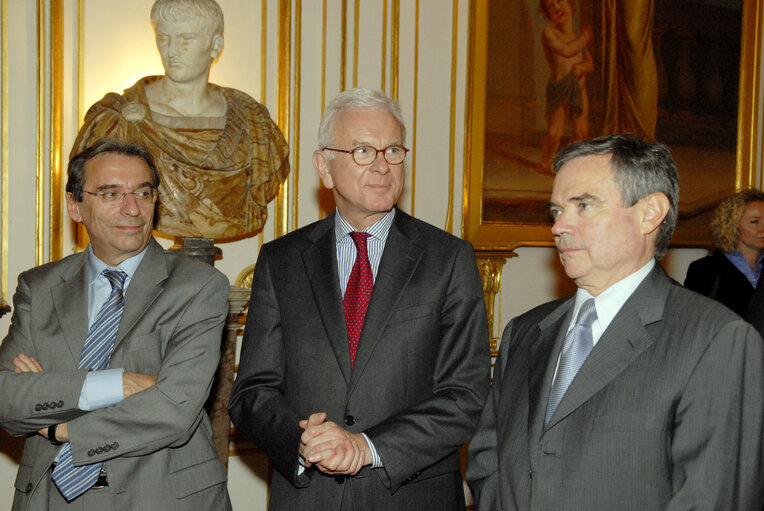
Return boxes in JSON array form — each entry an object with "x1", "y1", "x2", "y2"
[
  {"x1": 0, "y1": 139, "x2": 231, "y2": 510},
  {"x1": 467, "y1": 134, "x2": 764, "y2": 510},
  {"x1": 228, "y1": 88, "x2": 490, "y2": 510}
]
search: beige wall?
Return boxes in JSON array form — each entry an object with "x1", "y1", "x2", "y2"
[{"x1": 0, "y1": 1, "x2": 759, "y2": 509}]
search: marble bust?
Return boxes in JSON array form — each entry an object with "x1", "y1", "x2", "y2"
[{"x1": 71, "y1": 0, "x2": 289, "y2": 239}]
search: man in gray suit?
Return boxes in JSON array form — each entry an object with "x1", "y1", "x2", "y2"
[
  {"x1": 467, "y1": 134, "x2": 764, "y2": 510},
  {"x1": 228, "y1": 88, "x2": 490, "y2": 510},
  {"x1": 0, "y1": 139, "x2": 231, "y2": 509}
]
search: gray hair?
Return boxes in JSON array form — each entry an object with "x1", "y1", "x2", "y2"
[
  {"x1": 67, "y1": 138, "x2": 160, "y2": 202},
  {"x1": 317, "y1": 88, "x2": 407, "y2": 151},
  {"x1": 553, "y1": 134, "x2": 679, "y2": 259},
  {"x1": 151, "y1": 0, "x2": 224, "y2": 35}
]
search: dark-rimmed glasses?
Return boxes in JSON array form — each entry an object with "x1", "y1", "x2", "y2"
[{"x1": 322, "y1": 145, "x2": 409, "y2": 165}]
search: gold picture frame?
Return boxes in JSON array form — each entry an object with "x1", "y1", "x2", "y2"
[{"x1": 463, "y1": 0, "x2": 763, "y2": 252}]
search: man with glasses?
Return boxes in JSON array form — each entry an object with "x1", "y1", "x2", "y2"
[
  {"x1": 0, "y1": 139, "x2": 232, "y2": 509},
  {"x1": 229, "y1": 88, "x2": 490, "y2": 510}
]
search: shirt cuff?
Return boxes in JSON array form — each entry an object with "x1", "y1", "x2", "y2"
[
  {"x1": 78, "y1": 368, "x2": 125, "y2": 411},
  {"x1": 361, "y1": 432, "x2": 383, "y2": 468},
  {"x1": 297, "y1": 455, "x2": 306, "y2": 475}
]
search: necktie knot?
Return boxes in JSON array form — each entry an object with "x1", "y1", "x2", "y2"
[
  {"x1": 575, "y1": 298, "x2": 597, "y2": 328},
  {"x1": 103, "y1": 269, "x2": 127, "y2": 292},
  {"x1": 349, "y1": 232, "x2": 370, "y2": 255}
]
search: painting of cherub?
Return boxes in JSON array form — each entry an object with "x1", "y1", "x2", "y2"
[{"x1": 538, "y1": 0, "x2": 593, "y2": 173}]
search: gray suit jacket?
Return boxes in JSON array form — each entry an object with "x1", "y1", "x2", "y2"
[
  {"x1": 229, "y1": 210, "x2": 490, "y2": 510},
  {"x1": 0, "y1": 239, "x2": 232, "y2": 510},
  {"x1": 467, "y1": 265, "x2": 764, "y2": 510}
]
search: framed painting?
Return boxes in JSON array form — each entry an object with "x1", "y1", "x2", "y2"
[{"x1": 463, "y1": 0, "x2": 763, "y2": 252}]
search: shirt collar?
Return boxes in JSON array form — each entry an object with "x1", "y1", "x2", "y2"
[
  {"x1": 571, "y1": 258, "x2": 655, "y2": 337},
  {"x1": 724, "y1": 249, "x2": 763, "y2": 287},
  {"x1": 87, "y1": 244, "x2": 149, "y2": 286},
  {"x1": 334, "y1": 209, "x2": 396, "y2": 243}
]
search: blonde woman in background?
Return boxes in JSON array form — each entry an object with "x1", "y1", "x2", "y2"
[{"x1": 685, "y1": 189, "x2": 764, "y2": 334}]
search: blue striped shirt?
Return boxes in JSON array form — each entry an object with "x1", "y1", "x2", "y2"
[{"x1": 335, "y1": 209, "x2": 396, "y2": 296}]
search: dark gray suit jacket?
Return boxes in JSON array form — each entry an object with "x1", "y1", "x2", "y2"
[
  {"x1": 229, "y1": 210, "x2": 490, "y2": 510},
  {"x1": 467, "y1": 265, "x2": 764, "y2": 510},
  {"x1": 0, "y1": 239, "x2": 232, "y2": 510}
]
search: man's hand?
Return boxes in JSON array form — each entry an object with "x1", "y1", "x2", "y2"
[
  {"x1": 122, "y1": 372, "x2": 157, "y2": 398},
  {"x1": 13, "y1": 353, "x2": 43, "y2": 373},
  {"x1": 299, "y1": 412, "x2": 371, "y2": 475},
  {"x1": 38, "y1": 422, "x2": 69, "y2": 442}
]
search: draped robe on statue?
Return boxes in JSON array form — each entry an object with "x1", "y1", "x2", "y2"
[
  {"x1": 71, "y1": 76, "x2": 290, "y2": 239},
  {"x1": 593, "y1": 0, "x2": 658, "y2": 138}
]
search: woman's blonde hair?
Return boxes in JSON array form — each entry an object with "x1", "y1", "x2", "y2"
[{"x1": 711, "y1": 189, "x2": 764, "y2": 252}]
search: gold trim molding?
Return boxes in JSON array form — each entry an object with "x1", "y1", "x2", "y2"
[
  {"x1": 1, "y1": 0, "x2": 8, "y2": 307},
  {"x1": 49, "y1": 0, "x2": 63, "y2": 261},
  {"x1": 476, "y1": 251, "x2": 516, "y2": 353},
  {"x1": 275, "y1": 0, "x2": 292, "y2": 239},
  {"x1": 35, "y1": 0, "x2": 45, "y2": 266}
]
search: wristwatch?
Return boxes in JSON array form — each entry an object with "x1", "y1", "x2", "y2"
[{"x1": 47, "y1": 424, "x2": 63, "y2": 446}]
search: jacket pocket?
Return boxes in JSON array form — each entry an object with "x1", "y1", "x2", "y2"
[{"x1": 168, "y1": 457, "x2": 227, "y2": 499}]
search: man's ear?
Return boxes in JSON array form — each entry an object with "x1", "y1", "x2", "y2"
[
  {"x1": 66, "y1": 192, "x2": 83, "y2": 223},
  {"x1": 640, "y1": 192, "x2": 670, "y2": 235},
  {"x1": 211, "y1": 34, "x2": 224, "y2": 59},
  {"x1": 313, "y1": 150, "x2": 334, "y2": 189}
]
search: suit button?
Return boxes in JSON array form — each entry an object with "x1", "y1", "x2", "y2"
[
  {"x1": 42, "y1": 403, "x2": 49, "y2": 410},
  {"x1": 344, "y1": 415, "x2": 356, "y2": 426},
  {"x1": 111, "y1": 442, "x2": 119, "y2": 450},
  {"x1": 95, "y1": 447, "x2": 103, "y2": 454},
  {"x1": 57, "y1": 400, "x2": 64, "y2": 407},
  {"x1": 104, "y1": 444, "x2": 111, "y2": 452},
  {"x1": 34, "y1": 404, "x2": 42, "y2": 411},
  {"x1": 87, "y1": 449, "x2": 96, "y2": 457},
  {"x1": 25, "y1": 483, "x2": 32, "y2": 493}
]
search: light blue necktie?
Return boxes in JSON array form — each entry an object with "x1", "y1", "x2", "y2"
[
  {"x1": 545, "y1": 298, "x2": 597, "y2": 426},
  {"x1": 52, "y1": 269, "x2": 127, "y2": 501}
]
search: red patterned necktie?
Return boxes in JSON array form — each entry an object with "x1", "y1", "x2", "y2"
[{"x1": 344, "y1": 232, "x2": 373, "y2": 367}]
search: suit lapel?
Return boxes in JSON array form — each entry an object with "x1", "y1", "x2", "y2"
[
  {"x1": 51, "y1": 253, "x2": 90, "y2": 365},
  {"x1": 349, "y1": 212, "x2": 422, "y2": 391},
  {"x1": 302, "y1": 215, "x2": 354, "y2": 384},
  {"x1": 544, "y1": 266, "x2": 670, "y2": 430},
  {"x1": 113, "y1": 239, "x2": 168, "y2": 350}
]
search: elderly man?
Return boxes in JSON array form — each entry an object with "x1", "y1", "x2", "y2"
[
  {"x1": 0, "y1": 139, "x2": 231, "y2": 509},
  {"x1": 229, "y1": 88, "x2": 490, "y2": 510},
  {"x1": 71, "y1": 0, "x2": 289, "y2": 239},
  {"x1": 467, "y1": 134, "x2": 764, "y2": 510}
]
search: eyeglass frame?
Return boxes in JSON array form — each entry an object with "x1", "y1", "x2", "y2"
[
  {"x1": 321, "y1": 145, "x2": 410, "y2": 166},
  {"x1": 74, "y1": 187, "x2": 158, "y2": 204}
]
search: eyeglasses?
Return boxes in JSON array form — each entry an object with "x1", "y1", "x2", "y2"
[
  {"x1": 76, "y1": 187, "x2": 158, "y2": 204},
  {"x1": 322, "y1": 145, "x2": 409, "y2": 165}
]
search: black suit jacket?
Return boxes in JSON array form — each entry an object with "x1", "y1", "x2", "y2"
[
  {"x1": 467, "y1": 265, "x2": 764, "y2": 510},
  {"x1": 685, "y1": 250, "x2": 764, "y2": 336},
  {"x1": 229, "y1": 209, "x2": 490, "y2": 510}
]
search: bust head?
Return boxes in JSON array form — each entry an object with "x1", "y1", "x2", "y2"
[
  {"x1": 151, "y1": 0, "x2": 224, "y2": 36},
  {"x1": 150, "y1": 0, "x2": 224, "y2": 84}
]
